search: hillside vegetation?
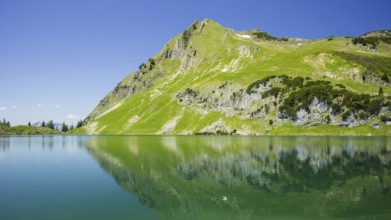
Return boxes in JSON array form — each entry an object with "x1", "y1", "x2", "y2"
[
  {"x1": 79, "y1": 19, "x2": 391, "y2": 135},
  {"x1": 0, "y1": 124, "x2": 62, "y2": 135}
]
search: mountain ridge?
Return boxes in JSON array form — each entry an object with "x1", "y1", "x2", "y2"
[{"x1": 78, "y1": 19, "x2": 391, "y2": 135}]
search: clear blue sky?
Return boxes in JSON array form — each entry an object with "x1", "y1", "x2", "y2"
[{"x1": 1, "y1": 0, "x2": 390, "y2": 125}]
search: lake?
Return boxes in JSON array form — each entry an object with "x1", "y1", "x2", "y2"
[{"x1": 0, "y1": 135, "x2": 390, "y2": 219}]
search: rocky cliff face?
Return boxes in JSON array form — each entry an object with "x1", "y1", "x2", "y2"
[
  {"x1": 81, "y1": 19, "x2": 391, "y2": 135},
  {"x1": 176, "y1": 75, "x2": 391, "y2": 129}
]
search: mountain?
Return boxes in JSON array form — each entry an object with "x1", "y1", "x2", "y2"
[{"x1": 79, "y1": 19, "x2": 391, "y2": 135}]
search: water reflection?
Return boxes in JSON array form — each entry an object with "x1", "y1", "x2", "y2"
[
  {"x1": 0, "y1": 135, "x2": 86, "y2": 153},
  {"x1": 87, "y1": 136, "x2": 391, "y2": 219},
  {"x1": 0, "y1": 137, "x2": 10, "y2": 152}
]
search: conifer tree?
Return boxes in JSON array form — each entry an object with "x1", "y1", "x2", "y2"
[
  {"x1": 47, "y1": 120, "x2": 55, "y2": 130},
  {"x1": 61, "y1": 122, "x2": 68, "y2": 132},
  {"x1": 76, "y1": 120, "x2": 83, "y2": 128}
]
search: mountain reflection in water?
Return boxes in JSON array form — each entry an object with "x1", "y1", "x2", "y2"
[{"x1": 87, "y1": 136, "x2": 391, "y2": 219}]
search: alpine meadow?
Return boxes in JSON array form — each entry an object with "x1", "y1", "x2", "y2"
[{"x1": 74, "y1": 19, "x2": 391, "y2": 135}]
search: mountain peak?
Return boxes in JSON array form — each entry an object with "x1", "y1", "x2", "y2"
[{"x1": 81, "y1": 20, "x2": 391, "y2": 135}]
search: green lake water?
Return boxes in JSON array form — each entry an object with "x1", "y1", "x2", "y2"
[{"x1": 0, "y1": 135, "x2": 390, "y2": 219}]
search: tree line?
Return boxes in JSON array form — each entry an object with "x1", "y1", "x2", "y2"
[
  {"x1": 37, "y1": 120, "x2": 84, "y2": 132},
  {"x1": 1, "y1": 117, "x2": 84, "y2": 132},
  {"x1": 1, "y1": 118, "x2": 11, "y2": 127}
]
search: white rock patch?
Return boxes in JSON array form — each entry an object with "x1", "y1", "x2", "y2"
[
  {"x1": 158, "y1": 116, "x2": 181, "y2": 134},
  {"x1": 85, "y1": 122, "x2": 99, "y2": 134},
  {"x1": 97, "y1": 102, "x2": 123, "y2": 118},
  {"x1": 236, "y1": 34, "x2": 252, "y2": 39}
]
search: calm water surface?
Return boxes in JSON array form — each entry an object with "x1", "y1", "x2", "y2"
[{"x1": 0, "y1": 135, "x2": 390, "y2": 219}]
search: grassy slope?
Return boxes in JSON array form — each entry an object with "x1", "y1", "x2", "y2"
[{"x1": 82, "y1": 20, "x2": 391, "y2": 135}]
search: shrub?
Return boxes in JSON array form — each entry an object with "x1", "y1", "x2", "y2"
[
  {"x1": 381, "y1": 74, "x2": 390, "y2": 83},
  {"x1": 281, "y1": 76, "x2": 304, "y2": 89},
  {"x1": 246, "y1": 75, "x2": 277, "y2": 94},
  {"x1": 380, "y1": 115, "x2": 390, "y2": 122},
  {"x1": 379, "y1": 87, "x2": 384, "y2": 96},
  {"x1": 368, "y1": 99, "x2": 382, "y2": 114},
  {"x1": 333, "y1": 52, "x2": 391, "y2": 81},
  {"x1": 262, "y1": 87, "x2": 281, "y2": 98},
  {"x1": 216, "y1": 130, "x2": 229, "y2": 135},
  {"x1": 331, "y1": 103, "x2": 341, "y2": 115},
  {"x1": 341, "y1": 111, "x2": 351, "y2": 121},
  {"x1": 252, "y1": 30, "x2": 278, "y2": 41},
  {"x1": 352, "y1": 37, "x2": 378, "y2": 49},
  {"x1": 358, "y1": 111, "x2": 368, "y2": 120},
  {"x1": 184, "y1": 88, "x2": 199, "y2": 97},
  {"x1": 324, "y1": 115, "x2": 331, "y2": 124},
  {"x1": 336, "y1": 83, "x2": 346, "y2": 89}
]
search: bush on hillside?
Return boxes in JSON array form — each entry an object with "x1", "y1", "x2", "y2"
[
  {"x1": 246, "y1": 75, "x2": 278, "y2": 94},
  {"x1": 252, "y1": 30, "x2": 278, "y2": 41},
  {"x1": 352, "y1": 37, "x2": 378, "y2": 49},
  {"x1": 352, "y1": 35, "x2": 391, "y2": 49},
  {"x1": 333, "y1": 52, "x2": 391, "y2": 83}
]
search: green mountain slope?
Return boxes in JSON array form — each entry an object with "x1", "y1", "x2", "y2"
[{"x1": 80, "y1": 19, "x2": 391, "y2": 135}]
